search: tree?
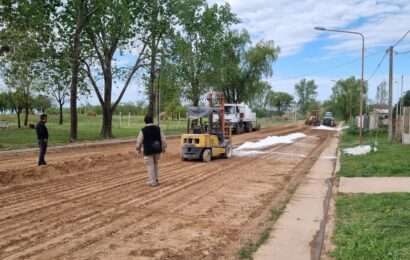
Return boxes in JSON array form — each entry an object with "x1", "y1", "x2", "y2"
[
  {"x1": 295, "y1": 79, "x2": 318, "y2": 115},
  {"x1": 0, "y1": 92, "x2": 11, "y2": 113},
  {"x1": 328, "y1": 77, "x2": 366, "y2": 120},
  {"x1": 32, "y1": 95, "x2": 52, "y2": 113},
  {"x1": 0, "y1": 0, "x2": 57, "y2": 126},
  {"x1": 266, "y1": 91, "x2": 294, "y2": 115},
  {"x1": 83, "y1": 0, "x2": 148, "y2": 138},
  {"x1": 49, "y1": 0, "x2": 98, "y2": 140},
  {"x1": 376, "y1": 81, "x2": 388, "y2": 106},
  {"x1": 217, "y1": 31, "x2": 280, "y2": 104},
  {"x1": 2, "y1": 60, "x2": 37, "y2": 127},
  {"x1": 7, "y1": 90, "x2": 25, "y2": 128},
  {"x1": 173, "y1": 1, "x2": 237, "y2": 106},
  {"x1": 140, "y1": 0, "x2": 174, "y2": 116}
]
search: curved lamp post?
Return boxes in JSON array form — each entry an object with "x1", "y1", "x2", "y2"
[{"x1": 315, "y1": 27, "x2": 365, "y2": 144}]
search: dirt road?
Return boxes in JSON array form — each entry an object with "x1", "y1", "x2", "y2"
[{"x1": 0, "y1": 123, "x2": 332, "y2": 260}]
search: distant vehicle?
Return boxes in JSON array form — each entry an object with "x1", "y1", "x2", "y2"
[
  {"x1": 322, "y1": 112, "x2": 336, "y2": 127},
  {"x1": 305, "y1": 110, "x2": 321, "y2": 126},
  {"x1": 224, "y1": 104, "x2": 259, "y2": 134}
]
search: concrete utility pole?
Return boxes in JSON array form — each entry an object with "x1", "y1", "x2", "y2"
[{"x1": 388, "y1": 46, "x2": 394, "y2": 142}]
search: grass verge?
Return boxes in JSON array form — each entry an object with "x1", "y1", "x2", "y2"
[
  {"x1": 0, "y1": 114, "x2": 288, "y2": 150},
  {"x1": 339, "y1": 130, "x2": 410, "y2": 177},
  {"x1": 332, "y1": 193, "x2": 410, "y2": 260}
]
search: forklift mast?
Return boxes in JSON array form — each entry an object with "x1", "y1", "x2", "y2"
[{"x1": 207, "y1": 92, "x2": 225, "y2": 133}]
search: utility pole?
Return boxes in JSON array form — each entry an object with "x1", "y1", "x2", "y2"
[
  {"x1": 400, "y1": 75, "x2": 404, "y2": 139},
  {"x1": 388, "y1": 46, "x2": 394, "y2": 142}
]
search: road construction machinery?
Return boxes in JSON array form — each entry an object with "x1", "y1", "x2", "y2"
[
  {"x1": 181, "y1": 92, "x2": 232, "y2": 162},
  {"x1": 305, "y1": 110, "x2": 321, "y2": 126}
]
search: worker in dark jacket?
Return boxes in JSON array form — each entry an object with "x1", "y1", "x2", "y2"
[
  {"x1": 136, "y1": 114, "x2": 167, "y2": 187},
  {"x1": 36, "y1": 114, "x2": 48, "y2": 166}
]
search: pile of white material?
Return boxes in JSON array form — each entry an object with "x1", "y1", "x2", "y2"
[
  {"x1": 233, "y1": 150, "x2": 267, "y2": 157},
  {"x1": 343, "y1": 145, "x2": 372, "y2": 156},
  {"x1": 313, "y1": 125, "x2": 350, "y2": 131},
  {"x1": 233, "y1": 133, "x2": 306, "y2": 157}
]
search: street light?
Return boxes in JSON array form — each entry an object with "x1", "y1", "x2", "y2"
[{"x1": 315, "y1": 26, "x2": 365, "y2": 144}]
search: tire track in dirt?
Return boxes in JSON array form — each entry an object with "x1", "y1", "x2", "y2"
[{"x1": 0, "y1": 123, "x2": 320, "y2": 260}]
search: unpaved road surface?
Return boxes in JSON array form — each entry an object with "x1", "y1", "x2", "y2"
[{"x1": 0, "y1": 123, "x2": 332, "y2": 260}]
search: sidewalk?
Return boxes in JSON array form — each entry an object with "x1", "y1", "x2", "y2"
[
  {"x1": 254, "y1": 135, "x2": 339, "y2": 260},
  {"x1": 339, "y1": 177, "x2": 410, "y2": 193}
]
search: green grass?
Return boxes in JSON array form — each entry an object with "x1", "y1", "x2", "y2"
[
  {"x1": 0, "y1": 113, "x2": 287, "y2": 150},
  {"x1": 0, "y1": 113, "x2": 187, "y2": 150},
  {"x1": 339, "y1": 130, "x2": 410, "y2": 177},
  {"x1": 332, "y1": 193, "x2": 410, "y2": 260}
]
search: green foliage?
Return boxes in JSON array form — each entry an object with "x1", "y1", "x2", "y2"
[
  {"x1": 217, "y1": 31, "x2": 280, "y2": 104},
  {"x1": 325, "y1": 77, "x2": 367, "y2": 121},
  {"x1": 32, "y1": 95, "x2": 52, "y2": 113},
  {"x1": 295, "y1": 78, "x2": 318, "y2": 115},
  {"x1": 332, "y1": 194, "x2": 410, "y2": 260},
  {"x1": 265, "y1": 90, "x2": 294, "y2": 115},
  {"x1": 173, "y1": 0, "x2": 237, "y2": 105}
]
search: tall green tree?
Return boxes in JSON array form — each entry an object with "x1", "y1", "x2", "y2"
[
  {"x1": 328, "y1": 77, "x2": 366, "y2": 120},
  {"x1": 265, "y1": 91, "x2": 294, "y2": 115},
  {"x1": 0, "y1": 1, "x2": 53, "y2": 127},
  {"x1": 140, "y1": 0, "x2": 175, "y2": 117},
  {"x1": 0, "y1": 92, "x2": 11, "y2": 113},
  {"x1": 217, "y1": 30, "x2": 280, "y2": 103},
  {"x1": 173, "y1": 1, "x2": 237, "y2": 106},
  {"x1": 295, "y1": 78, "x2": 318, "y2": 115},
  {"x1": 83, "y1": 0, "x2": 148, "y2": 138},
  {"x1": 60, "y1": 0, "x2": 97, "y2": 141}
]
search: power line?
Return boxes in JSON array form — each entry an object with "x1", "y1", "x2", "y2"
[
  {"x1": 368, "y1": 50, "x2": 388, "y2": 81},
  {"x1": 392, "y1": 30, "x2": 410, "y2": 48}
]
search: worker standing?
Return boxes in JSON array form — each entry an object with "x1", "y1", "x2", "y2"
[
  {"x1": 136, "y1": 115, "x2": 167, "y2": 187},
  {"x1": 36, "y1": 114, "x2": 48, "y2": 166}
]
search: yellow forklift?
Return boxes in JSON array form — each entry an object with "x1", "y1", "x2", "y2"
[{"x1": 181, "y1": 92, "x2": 232, "y2": 162}]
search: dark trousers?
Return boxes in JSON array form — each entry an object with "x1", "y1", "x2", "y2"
[{"x1": 38, "y1": 140, "x2": 48, "y2": 165}]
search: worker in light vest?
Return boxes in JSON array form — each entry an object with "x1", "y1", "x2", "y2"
[{"x1": 136, "y1": 114, "x2": 167, "y2": 187}]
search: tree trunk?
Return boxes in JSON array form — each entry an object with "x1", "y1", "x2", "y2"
[
  {"x1": 69, "y1": 8, "x2": 84, "y2": 142},
  {"x1": 100, "y1": 61, "x2": 113, "y2": 138},
  {"x1": 24, "y1": 105, "x2": 29, "y2": 126},
  {"x1": 17, "y1": 110, "x2": 21, "y2": 129},
  {"x1": 100, "y1": 103, "x2": 113, "y2": 138},
  {"x1": 148, "y1": 45, "x2": 157, "y2": 117},
  {"x1": 59, "y1": 103, "x2": 63, "y2": 125}
]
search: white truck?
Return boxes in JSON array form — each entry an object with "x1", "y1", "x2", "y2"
[{"x1": 224, "y1": 103, "x2": 259, "y2": 134}]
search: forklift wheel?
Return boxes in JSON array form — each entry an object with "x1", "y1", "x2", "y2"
[{"x1": 202, "y1": 149, "x2": 212, "y2": 162}]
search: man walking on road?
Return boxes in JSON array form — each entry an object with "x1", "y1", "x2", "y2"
[
  {"x1": 136, "y1": 114, "x2": 167, "y2": 187},
  {"x1": 36, "y1": 114, "x2": 48, "y2": 166}
]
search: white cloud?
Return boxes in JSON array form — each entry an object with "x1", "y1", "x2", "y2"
[{"x1": 209, "y1": 0, "x2": 410, "y2": 56}]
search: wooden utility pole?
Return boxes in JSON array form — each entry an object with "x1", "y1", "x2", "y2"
[{"x1": 388, "y1": 46, "x2": 394, "y2": 142}]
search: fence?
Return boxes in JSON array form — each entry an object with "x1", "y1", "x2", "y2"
[{"x1": 402, "y1": 107, "x2": 410, "y2": 144}]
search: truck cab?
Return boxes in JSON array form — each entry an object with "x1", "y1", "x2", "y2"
[{"x1": 224, "y1": 104, "x2": 257, "y2": 134}]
